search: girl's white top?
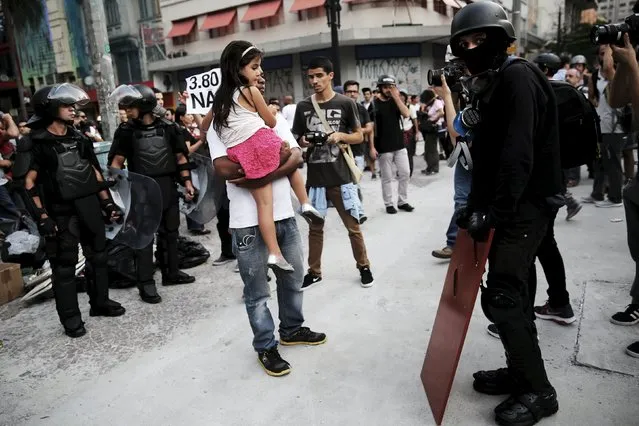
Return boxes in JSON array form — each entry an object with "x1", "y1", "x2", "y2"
[{"x1": 216, "y1": 89, "x2": 268, "y2": 148}]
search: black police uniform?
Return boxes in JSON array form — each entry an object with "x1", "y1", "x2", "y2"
[
  {"x1": 108, "y1": 117, "x2": 193, "y2": 301},
  {"x1": 22, "y1": 127, "x2": 125, "y2": 335}
]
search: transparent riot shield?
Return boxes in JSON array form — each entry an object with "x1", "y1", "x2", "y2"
[
  {"x1": 178, "y1": 152, "x2": 218, "y2": 225},
  {"x1": 105, "y1": 167, "x2": 163, "y2": 249}
]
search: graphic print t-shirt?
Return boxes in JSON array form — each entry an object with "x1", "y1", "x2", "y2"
[{"x1": 292, "y1": 93, "x2": 361, "y2": 188}]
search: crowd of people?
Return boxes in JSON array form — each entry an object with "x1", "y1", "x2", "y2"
[{"x1": 1, "y1": 2, "x2": 638, "y2": 424}]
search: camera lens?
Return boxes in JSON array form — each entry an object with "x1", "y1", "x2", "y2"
[
  {"x1": 590, "y1": 23, "x2": 627, "y2": 45},
  {"x1": 428, "y1": 69, "x2": 443, "y2": 87}
]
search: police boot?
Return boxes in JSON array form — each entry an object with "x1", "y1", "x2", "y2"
[
  {"x1": 52, "y1": 265, "x2": 86, "y2": 338},
  {"x1": 159, "y1": 234, "x2": 195, "y2": 286},
  {"x1": 494, "y1": 388, "x2": 559, "y2": 426},
  {"x1": 85, "y1": 253, "x2": 126, "y2": 317},
  {"x1": 138, "y1": 280, "x2": 162, "y2": 304}
]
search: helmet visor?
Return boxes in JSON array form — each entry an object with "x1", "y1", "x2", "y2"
[
  {"x1": 48, "y1": 83, "x2": 90, "y2": 106},
  {"x1": 108, "y1": 85, "x2": 143, "y2": 106}
]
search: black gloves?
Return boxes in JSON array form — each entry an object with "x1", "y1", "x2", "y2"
[
  {"x1": 467, "y1": 211, "x2": 492, "y2": 242},
  {"x1": 101, "y1": 198, "x2": 124, "y2": 224},
  {"x1": 455, "y1": 206, "x2": 473, "y2": 229},
  {"x1": 455, "y1": 206, "x2": 491, "y2": 242},
  {"x1": 38, "y1": 216, "x2": 57, "y2": 238}
]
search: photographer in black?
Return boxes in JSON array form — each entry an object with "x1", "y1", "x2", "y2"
[
  {"x1": 108, "y1": 84, "x2": 196, "y2": 304},
  {"x1": 604, "y1": 27, "x2": 639, "y2": 358},
  {"x1": 18, "y1": 84, "x2": 126, "y2": 338},
  {"x1": 450, "y1": 3, "x2": 563, "y2": 424}
]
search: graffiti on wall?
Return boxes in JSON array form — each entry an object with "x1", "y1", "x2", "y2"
[
  {"x1": 356, "y1": 57, "x2": 421, "y2": 95},
  {"x1": 264, "y1": 68, "x2": 294, "y2": 102}
]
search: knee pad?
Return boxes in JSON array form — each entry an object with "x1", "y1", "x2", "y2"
[
  {"x1": 480, "y1": 287, "x2": 521, "y2": 325},
  {"x1": 92, "y1": 250, "x2": 107, "y2": 267},
  {"x1": 54, "y1": 265, "x2": 77, "y2": 282},
  {"x1": 58, "y1": 250, "x2": 79, "y2": 268}
]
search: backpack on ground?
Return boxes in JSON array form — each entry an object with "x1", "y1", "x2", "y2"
[{"x1": 501, "y1": 57, "x2": 601, "y2": 169}]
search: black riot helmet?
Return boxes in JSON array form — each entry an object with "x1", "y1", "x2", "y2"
[
  {"x1": 449, "y1": 1, "x2": 516, "y2": 58},
  {"x1": 27, "y1": 83, "x2": 89, "y2": 129},
  {"x1": 377, "y1": 75, "x2": 397, "y2": 87},
  {"x1": 533, "y1": 53, "x2": 562, "y2": 76},
  {"x1": 109, "y1": 84, "x2": 157, "y2": 115}
]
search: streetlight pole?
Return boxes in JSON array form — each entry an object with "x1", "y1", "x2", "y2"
[{"x1": 325, "y1": 0, "x2": 342, "y2": 85}]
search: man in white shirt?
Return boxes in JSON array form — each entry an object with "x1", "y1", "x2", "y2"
[
  {"x1": 281, "y1": 95, "x2": 297, "y2": 129},
  {"x1": 209, "y1": 77, "x2": 326, "y2": 378}
]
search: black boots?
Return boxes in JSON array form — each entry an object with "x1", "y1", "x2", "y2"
[
  {"x1": 89, "y1": 299, "x2": 126, "y2": 317},
  {"x1": 162, "y1": 270, "x2": 195, "y2": 285},
  {"x1": 494, "y1": 390, "x2": 559, "y2": 426},
  {"x1": 138, "y1": 281, "x2": 162, "y2": 304}
]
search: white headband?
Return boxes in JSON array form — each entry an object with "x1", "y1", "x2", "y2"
[{"x1": 241, "y1": 46, "x2": 258, "y2": 58}]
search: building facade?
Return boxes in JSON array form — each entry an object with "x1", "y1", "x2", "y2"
[{"x1": 151, "y1": 0, "x2": 459, "y2": 101}]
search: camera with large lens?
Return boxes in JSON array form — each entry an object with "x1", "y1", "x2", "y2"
[
  {"x1": 305, "y1": 131, "x2": 329, "y2": 146},
  {"x1": 427, "y1": 61, "x2": 466, "y2": 88},
  {"x1": 591, "y1": 13, "x2": 639, "y2": 46}
]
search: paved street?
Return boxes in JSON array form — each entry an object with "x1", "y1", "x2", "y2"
[{"x1": 1, "y1": 155, "x2": 638, "y2": 426}]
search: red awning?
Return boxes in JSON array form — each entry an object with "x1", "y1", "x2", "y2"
[
  {"x1": 443, "y1": 0, "x2": 462, "y2": 8},
  {"x1": 241, "y1": 0, "x2": 282, "y2": 22},
  {"x1": 341, "y1": 0, "x2": 370, "y2": 3},
  {"x1": 289, "y1": 0, "x2": 325, "y2": 12},
  {"x1": 200, "y1": 10, "x2": 237, "y2": 31},
  {"x1": 166, "y1": 19, "x2": 196, "y2": 38}
]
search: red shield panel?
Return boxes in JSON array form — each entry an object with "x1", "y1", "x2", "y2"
[{"x1": 420, "y1": 228, "x2": 494, "y2": 425}]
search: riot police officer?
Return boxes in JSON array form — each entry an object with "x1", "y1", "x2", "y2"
[
  {"x1": 17, "y1": 83, "x2": 125, "y2": 338},
  {"x1": 450, "y1": 3, "x2": 562, "y2": 425},
  {"x1": 108, "y1": 84, "x2": 196, "y2": 304}
]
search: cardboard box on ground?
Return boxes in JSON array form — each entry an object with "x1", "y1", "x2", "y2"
[{"x1": 0, "y1": 263, "x2": 23, "y2": 305}]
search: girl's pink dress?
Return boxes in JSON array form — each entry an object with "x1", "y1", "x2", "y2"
[{"x1": 226, "y1": 127, "x2": 282, "y2": 179}]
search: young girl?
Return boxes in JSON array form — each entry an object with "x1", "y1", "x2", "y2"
[{"x1": 212, "y1": 40, "x2": 322, "y2": 272}]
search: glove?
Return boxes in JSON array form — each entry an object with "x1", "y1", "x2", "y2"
[
  {"x1": 101, "y1": 199, "x2": 124, "y2": 224},
  {"x1": 38, "y1": 216, "x2": 57, "y2": 238},
  {"x1": 467, "y1": 211, "x2": 491, "y2": 242},
  {"x1": 455, "y1": 206, "x2": 473, "y2": 229}
]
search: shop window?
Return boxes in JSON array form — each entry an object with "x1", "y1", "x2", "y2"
[
  {"x1": 434, "y1": 0, "x2": 447, "y2": 15},
  {"x1": 297, "y1": 6, "x2": 326, "y2": 21}
]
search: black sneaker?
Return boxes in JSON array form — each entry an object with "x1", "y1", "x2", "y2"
[
  {"x1": 280, "y1": 327, "x2": 327, "y2": 346},
  {"x1": 257, "y1": 347, "x2": 291, "y2": 377},
  {"x1": 611, "y1": 304, "x2": 639, "y2": 326},
  {"x1": 302, "y1": 273, "x2": 322, "y2": 291},
  {"x1": 162, "y1": 271, "x2": 196, "y2": 285},
  {"x1": 64, "y1": 323, "x2": 87, "y2": 338},
  {"x1": 212, "y1": 254, "x2": 236, "y2": 266},
  {"x1": 487, "y1": 323, "x2": 500, "y2": 339},
  {"x1": 90, "y1": 299, "x2": 126, "y2": 317},
  {"x1": 626, "y1": 341, "x2": 639, "y2": 358},
  {"x1": 534, "y1": 301, "x2": 576, "y2": 325},
  {"x1": 494, "y1": 390, "x2": 559, "y2": 425},
  {"x1": 473, "y1": 368, "x2": 516, "y2": 395},
  {"x1": 398, "y1": 203, "x2": 415, "y2": 212},
  {"x1": 359, "y1": 266, "x2": 374, "y2": 288},
  {"x1": 386, "y1": 206, "x2": 398, "y2": 214},
  {"x1": 371, "y1": 173, "x2": 377, "y2": 180}
]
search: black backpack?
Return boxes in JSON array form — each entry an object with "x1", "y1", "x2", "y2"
[{"x1": 501, "y1": 57, "x2": 601, "y2": 169}]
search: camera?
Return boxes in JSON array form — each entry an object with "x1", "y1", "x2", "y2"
[
  {"x1": 305, "y1": 131, "x2": 329, "y2": 146},
  {"x1": 590, "y1": 13, "x2": 639, "y2": 46},
  {"x1": 427, "y1": 61, "x2": 466, "y2": 88}
]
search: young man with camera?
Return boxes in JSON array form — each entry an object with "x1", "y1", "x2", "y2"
[
  {"x1": 291, "y1": 56, "x2": 374, "y2": 289},
  {"x1": 450, "y1": 3, "x2": 563, "y2": 424},
  {"x1": 368, "y1": 75, "x2": 414, "y2": 214}
]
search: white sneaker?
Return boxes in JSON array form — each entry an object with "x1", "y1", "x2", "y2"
[
  {"x1": 595, "y1": 199, "x2": 623, "y2": 208},
  {"x1": 301, "y1": 203, "x2": 325, "y2": 225},
  {"x1": 581, "y1": 195, "x2": 598, "y2": 204},
  {"x1": 267, "y1": 254, "x2": 294, "y2": 272},
  {"x1": 234, "y1": 262, "x2": 240, "y2": 273}
]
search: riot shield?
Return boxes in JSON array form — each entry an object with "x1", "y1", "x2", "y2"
[
  {"x1": 179, "y1": 152, "x2": 218, "y2": 225},
  {"x1": 105, "y1": 167, "x2": 163, "y2": 250},
  {"x1": 420, "y1": 229, "x2": 494, "y2": 425}
]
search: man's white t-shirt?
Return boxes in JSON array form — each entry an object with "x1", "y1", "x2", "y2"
[
  {"x1": 281, "y1": 103, "x2": 297, "y2": 128},
  {"x1": 209, "y1": 115, "x2": 298, "y2": 229},
  {"x1": 401, "y1": 104, "x2": 418, "y2": 131}
]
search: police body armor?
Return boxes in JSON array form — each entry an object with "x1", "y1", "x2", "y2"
[
  {"x1": 131, "y1": 123, "x2": 176, "y2": 177},
  {"x1": 54, "y1": 135, "x2": 101, "y2": 201}
]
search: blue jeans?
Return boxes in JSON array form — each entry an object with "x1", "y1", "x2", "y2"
[
  {"x1": 232, "y1": 217, "x2": 305, "y2": 352},
  {"x1": 445, "y1": 161, "x2": 472, "y2": 248},
  {"x1": 0, "y1": 185, "x2": 21, "y2": 234}
]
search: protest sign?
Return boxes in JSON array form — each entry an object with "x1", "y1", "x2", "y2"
[{"x1": 185, "y1": 68, "x2": 221, "y2": 115}]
